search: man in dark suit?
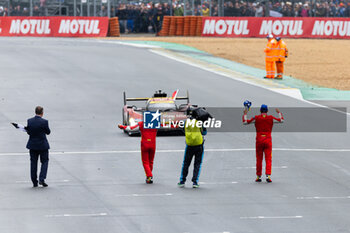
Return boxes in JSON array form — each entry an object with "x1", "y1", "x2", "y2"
[{"x1": 26, "y1": 106, "x2": 51, "y2": 187}]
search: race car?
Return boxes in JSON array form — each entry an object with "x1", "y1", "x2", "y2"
[{"x1": 121, "y1": 90, "x2": 192, "y2": 135}]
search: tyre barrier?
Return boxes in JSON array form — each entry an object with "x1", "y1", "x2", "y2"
[
  {"x1": 158, "y1": 16, "x2": 203, "y2": 37},
  {"x1": 159, "y1": 16, "x2": 171, "y2": 36},
  {"x1": 175, "y1": 16, "x2": 184, "y2": 36},
  {"x1": 168, "y1": 16, "x2": 177, "y2": 36},
  {"x1": 190, "y1": 16, "x2": 198, "y2": 36},
  {"x1": 183, "y1": 16, "x2": 191, "y2": 36},
  {"x1": 108, "y1": 17, "x2": 120, "y2": 37},
  {"x1": 196, "y1": 16, "x2": 203, "y2": 36}
]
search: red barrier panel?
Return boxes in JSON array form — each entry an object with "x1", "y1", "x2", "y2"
[
  {"x1": 0, "y1": 17, "x2": 109, "y2": 37},
  {"x1": 202, "y1": 17, "x2": 350, "y2": 39}
]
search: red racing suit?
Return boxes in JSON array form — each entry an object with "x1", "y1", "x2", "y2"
[
  {"x1": 121, "y1": 121, "x2": 157, "y2": 178},
  {"x1": 243, "y1": 112, "x2": 284, "y2": 176}
]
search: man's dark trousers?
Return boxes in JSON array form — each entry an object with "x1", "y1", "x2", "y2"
[
  {"x1": 180, "y1": 144, "x2": 204, "y2": 183},
  {"x1": 30, "y1": 150, "x2": 49, "y2": 184}
]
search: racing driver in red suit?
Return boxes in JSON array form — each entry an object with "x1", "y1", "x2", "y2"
[
  {"x1": 118, "y1": 121, "x2": 157, "y2": 184},
  {"x1": 242, "y1": 104, "x2": 284, "y2": 183}
]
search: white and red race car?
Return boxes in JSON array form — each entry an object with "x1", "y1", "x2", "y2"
[{"x1": 121, "y1": 90, "x2": 192, "y2": 136}]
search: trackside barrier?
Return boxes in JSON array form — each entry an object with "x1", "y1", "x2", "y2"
[
  {"x1": 158, "y1": 16, "x2": 203, "y2": 37},
  {"x1": 189, "y1": 16, "x2": 198, "y2": 36},
  {"x1": 169, "y1": 16, "x2": 176, "y2": 36},
  {"x1": 196, "y1": 16, "x2": 203, "y2": 36},
  {"x1": 159, "y1": 16, "x2": 171, "y2": 36},
  {"x1": 176, "y1": 17, "x2": 184, "y2": 36},
  {"x1": 201, "y1": 17, "x2": 350, "y2": 39},
  {"x1": 0, "y1": 17, "x2": 109, "y2": 37},
  {"x1": 159, "y1": 16, "x2": 350, "y2": 39},
  {"x1": 108, "y1": 17, "x2": 120, "y2": 37},
  {"x1": 184, "y1": 16, "x2": 190, "y2": 36}
]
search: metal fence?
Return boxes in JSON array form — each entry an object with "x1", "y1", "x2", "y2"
[{"x1": 0, "y1": 0, "x2": 112, "y2": 17}]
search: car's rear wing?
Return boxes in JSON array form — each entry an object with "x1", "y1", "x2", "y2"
[
  {"x1": 175, "y1": 90, "x2": 190, "y2": 104},
  {"x1": 123, "y1": 92, "x2": 149, "y2": 105},
  {"x1": 123, "y1": 90, "x2": 190, "y2": 105}
]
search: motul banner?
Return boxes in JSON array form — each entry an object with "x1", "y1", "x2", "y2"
[
  {"x1": 0, "y1": 17, "x2": 109, "y2": 37},
  {"x1": 202, "y1": 17, "x2": 350, "y2": 39}
]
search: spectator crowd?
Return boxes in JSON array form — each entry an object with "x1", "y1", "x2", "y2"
[
  {"x1": 0, "y1": 2, "x2": 45, "y2": 16},
  {"x1": 115, "y1": 0, "x2": 350, "y2": 33}
]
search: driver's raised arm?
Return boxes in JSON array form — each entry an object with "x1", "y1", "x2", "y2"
[
  {"x1": 243, "y1": 109, "x2": 255, "y2": 125},
  {"x1": 272, "y1": 108, "x2": 284, "y2": 123}
]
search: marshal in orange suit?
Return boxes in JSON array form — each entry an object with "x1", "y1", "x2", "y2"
[
  {"x1": 275, "y1": 37, "x2": 288, "y2": 80},
  {"x1": 264, "y1": 34, "x2": 277, "y2": 79}
]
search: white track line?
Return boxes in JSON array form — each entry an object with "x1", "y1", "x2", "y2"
[
  {"x1": 236, "y1": 166, "x2": 288, "y2": 169},
  {"x1": 1, "y1": 148, "x2": 350, "y2": 156},
  {"x1": 328, "y1": 162, "x2": 350, "y2": 177},
  {"x1": 16, "y1": 179, "x2": 69, "y2": 183},
  {"x1": 240, "y1": 216, "x2": 303, "y2": 219},
  {"x1": 46, "y1": 213, "x2": 108, "y2": 217},
  {"x1": 96, "y1": 40, "x2": 160, "y2": 49},
  {"x1": 210, "y1": 232, "x2": 231, "y2": 233},
  {"x1": 199, "y1": 181, "x2": 238, "y2": 185},
  {"x1": 297, "y1": 196, "x2": 350, "y2": 200},
  {"x1": 115, "y1": 193, "x2": 173, "y2": 197}
]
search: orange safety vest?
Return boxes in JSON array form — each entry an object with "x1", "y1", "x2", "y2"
[
  {"x1": 264, "y1": 38, "x2": 278, "y2": 62},
  {"x1": 276, "y1": 40, "x2": 288, "y2": 62}
]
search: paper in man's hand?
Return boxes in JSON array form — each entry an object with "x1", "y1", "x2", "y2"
[{"x1": 11, "y1": 123, "x2": 27, "y2": 132}]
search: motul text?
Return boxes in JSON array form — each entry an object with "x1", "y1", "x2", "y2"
[
  {"x1": 202, "y1": 17, "x2": 350, "y2": 39},
  {"x1": 0, "y1": 17, "x2": 108, "y2": 37}
]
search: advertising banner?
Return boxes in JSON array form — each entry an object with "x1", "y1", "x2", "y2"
[
  {"x1": 202, "y1": 17, "x2": 350, "y2": 39},
  {"x1": 0, "y1": 17, "x2": 109, "y2": 37}
]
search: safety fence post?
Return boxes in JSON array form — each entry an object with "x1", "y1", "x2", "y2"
[
  {"x1": 169, "y1": 0, "x2": 173, "y2": 16},
  {"x1": 107, "y1": 0, "x2": 110, "y2": 17},
  {"x1": 209, "y1": 0, "x2": 212, "y2": 16},
  {"x1": 74, "y1": 0, "x2": 77, "y2": 16},
  {"x1": 30, "y1": 0, "x2": 33, "y2": 16},
  {"x1": 191, "y1": 0, "x2": 194, "y2": 15}
]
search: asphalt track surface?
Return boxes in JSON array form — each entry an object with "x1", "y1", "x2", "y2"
[{"x1": 0, "y1": 37, "x2": 350, "y2": 233}]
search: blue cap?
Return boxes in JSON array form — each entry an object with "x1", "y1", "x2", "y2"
[
  {"x1": 276, "y1": 37, "x2": 281, "y2": 41},
  {"x1": 260, "y1": 104, "x2": 268, "y2": 112}
]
